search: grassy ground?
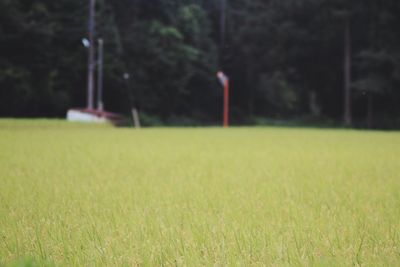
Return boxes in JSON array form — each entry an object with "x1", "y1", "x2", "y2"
[{"x1": 0, "y1": 120, "x2": 399, "y2": 266}]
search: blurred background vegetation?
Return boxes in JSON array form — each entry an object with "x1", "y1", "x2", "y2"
[{"x1": 1, "y1": 0, "x2": 400, "y2": 128}]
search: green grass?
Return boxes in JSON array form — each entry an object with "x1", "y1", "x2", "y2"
[{"x1": 0, "y1": 120, "x2": 399, "y2": 266}]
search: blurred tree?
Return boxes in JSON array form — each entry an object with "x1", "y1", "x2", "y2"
[
  {"x1": 353, "y1": 0, "x2": 400, "y2": 128},
  {"x1": 1, "y1": 0, "x2": 400, "y2": 127},
  {"x1": 111, "y1": 1, "x2": 217, "y2": 121}
]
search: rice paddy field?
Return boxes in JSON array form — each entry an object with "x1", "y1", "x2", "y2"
[{"x1": 0, "y1": 119, "x2": 399, "y2": 266}]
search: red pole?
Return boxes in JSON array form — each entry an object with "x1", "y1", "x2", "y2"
[
  {"x1": 223, "y1": 80, "x2": 229, "y2": 128},
  {"x1": 217, "y1": 71, "x2": 229, "y2": 128}
]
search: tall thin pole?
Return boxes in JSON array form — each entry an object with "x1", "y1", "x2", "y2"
[
  {"x1": 219, "y1": 0, "x2": 229, "y2": 127},
  {"x1": 344, "y1": 18, "x2": 352, "y2": 126},
  {"x1": 87, "y1": 0, "x2": 96, "y2": 110},
  {"x1": 217, "y1": 72, "x2": 229, "y2": 128},
  {"x1": 97, "y1": 38, "x2": 104, "y2": 111}
]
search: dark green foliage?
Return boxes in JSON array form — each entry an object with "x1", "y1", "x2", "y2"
[{"x1": 0, "y1": 0, "x2": 400, "y2": 127}]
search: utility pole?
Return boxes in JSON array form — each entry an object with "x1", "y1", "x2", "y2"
[
  {"x1": 343, "y1": 18, "x2": 352, "y2": 126},
  {"x1": 97, "y1": 38, "x2": 104, "y2": 111},
  {"x1": 87, "y1": 0, "x2": 96, "y2": 110}
]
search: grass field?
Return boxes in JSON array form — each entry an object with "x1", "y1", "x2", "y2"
[{"x1": 0, "y1": 120, "x2": 399, "y2": 266}]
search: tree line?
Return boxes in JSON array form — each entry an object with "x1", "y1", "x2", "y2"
[{"x1": 1, "y1": 0, "x2": 400, "y2": 127}]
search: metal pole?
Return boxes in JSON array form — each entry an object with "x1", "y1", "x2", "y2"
[
  {"x1": 97, "y1": 38, "x2": 104, "y2": 111},
  {"x1": 219, "y1": 0, "x2": 229, "y2": 127},
  {"x1": 132, "y1": 108, "x2": 141, "y2": 128},
  {"x1": 87, "y1": 0, "x2": 96, "y2": 110},
  {"x1": 217, "y1": 72, "x2": 229, "y2": 128},
  {"x1": 124, "y1": 73, "x2": 141, "y2": 128}
]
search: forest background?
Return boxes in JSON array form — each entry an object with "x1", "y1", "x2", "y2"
[{"x1": 1, "y1": 0, "x2": 400, "y2": 128}]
